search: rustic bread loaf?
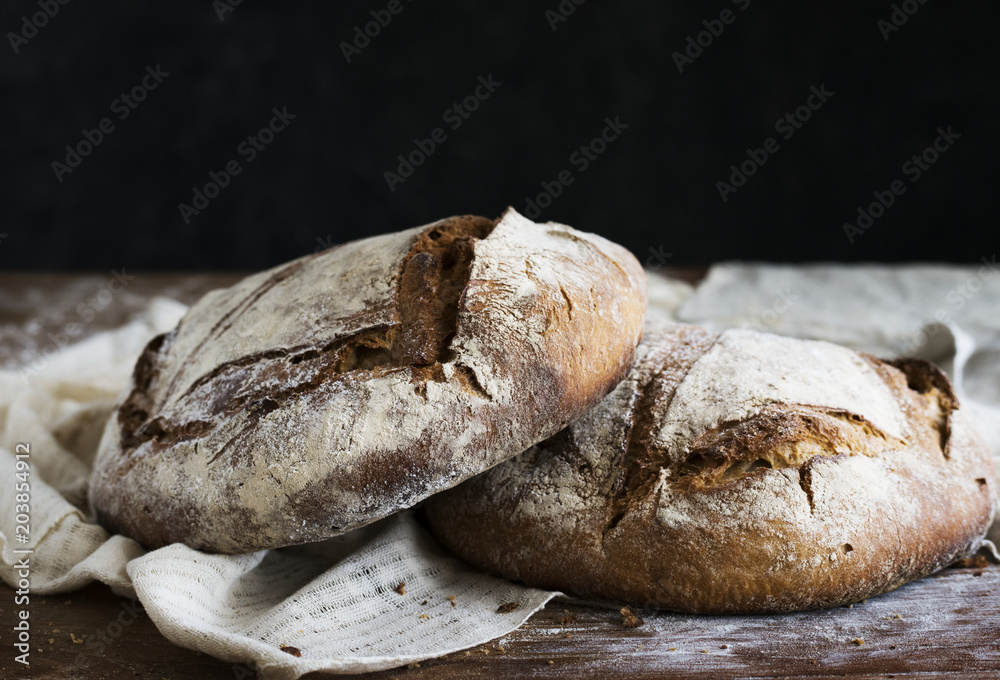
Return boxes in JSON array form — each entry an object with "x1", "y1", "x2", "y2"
[
  {"x1": 89, "y1": 208, "x2": 647, "y2": 553},
  {"x1": 425, "y1": 321, "x2": 998, "y2": 613}
]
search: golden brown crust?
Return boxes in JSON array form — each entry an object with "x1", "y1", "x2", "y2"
[
  {"x1": 424, "y1": 322, "x2": 998, "y2": 614},
  {"x1": 90, "y1": 209, "x2": 647, "y2": 553}
]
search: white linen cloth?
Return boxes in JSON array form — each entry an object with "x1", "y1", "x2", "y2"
[
  {"x1": 2, "y1": 264, "x2": 997, "y2": 677},
  {"x1": 0, "y1": 297, "x2": 556, "y2": 679}
]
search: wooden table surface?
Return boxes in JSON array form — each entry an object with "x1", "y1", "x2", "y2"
[{"x1": 1, "y1": 271, "x2": 998, "y2": 680}]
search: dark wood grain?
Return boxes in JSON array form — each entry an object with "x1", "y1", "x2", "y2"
[
  {"x1": 0, "y1": 272, "x2": 248, "y2": 372},
  {"x1": 2, "y1": 271, "x2": 998, "y2": 680},
  {"x1": 2, "y1": 566, "x2": 998, "y2": 679}
]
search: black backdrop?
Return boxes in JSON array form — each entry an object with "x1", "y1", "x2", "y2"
[{"x1": 2, "y1": 1, "x2": 996, "y2": 270}]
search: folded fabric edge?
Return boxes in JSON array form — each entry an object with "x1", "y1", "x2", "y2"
[{"x1": 259, "y1": 592, "x2": 561, "y2": 678}]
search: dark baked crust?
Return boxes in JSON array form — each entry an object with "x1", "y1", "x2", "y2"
[
  {"x1": 90, "y1": 210, "x2": 647, "y2": 553},
  {"x1": 424, "y1": 322, "x2": 998, "y2": 613}
]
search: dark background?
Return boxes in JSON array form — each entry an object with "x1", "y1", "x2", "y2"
[{"x1": 2, "y1": 1, "x2": 996, "y2": 270}]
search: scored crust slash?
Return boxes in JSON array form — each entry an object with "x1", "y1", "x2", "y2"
[
  {"x1": 425, "y1": 321, "x2": 998, "y2": 614},
  {"x1": 84, "y1": 203, "x2": 997, "y2": 620},
  {"x1": 89, "y1": 208, "x2": 647, "y2": 553}
]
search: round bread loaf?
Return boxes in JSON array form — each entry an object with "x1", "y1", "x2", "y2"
[
  {"x1": 425, "y1": 321, "x2": 998, "y2": 613},
  {"x1": 90, "y1": 209, "x2": 647, "y2": 553}
]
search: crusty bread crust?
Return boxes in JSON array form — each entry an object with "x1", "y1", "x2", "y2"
[
  {"x1": 90, "y1": 209, "x2": 647, "y2": 553},
  {"x1": 425, "y1": 321, "x2": 998, "y2": 613}
]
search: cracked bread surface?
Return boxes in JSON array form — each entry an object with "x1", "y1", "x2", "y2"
[
  {"x1": 89, "y1": 208, "x2": 647, "y2": 553},
  {"x1": 424, "y1": 321, "x2": 998, "y2": 613}
]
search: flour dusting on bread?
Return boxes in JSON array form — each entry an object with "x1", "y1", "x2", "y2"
[
  {"x1": 425, "y1": 320, "x2": 998, "y2": 613},
  {"x1": 91, "y1": 209, "x2": 648, "y2": 553}
]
